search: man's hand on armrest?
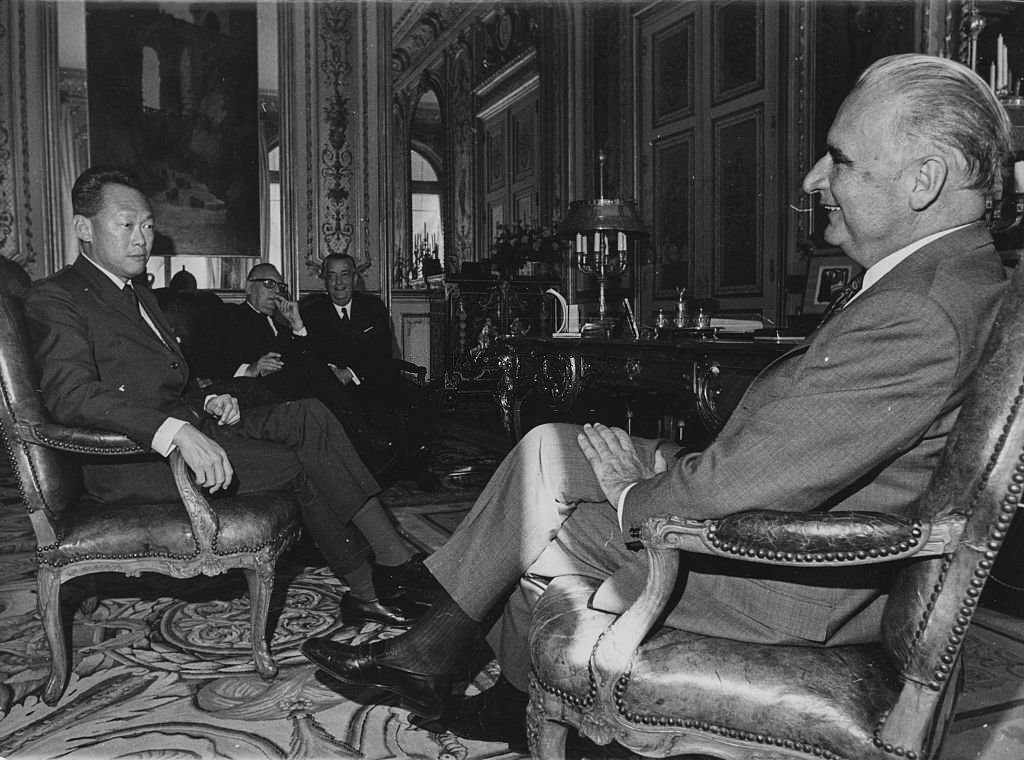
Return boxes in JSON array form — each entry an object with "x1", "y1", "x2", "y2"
[{"x1": 171, "y1": 423, "x2": 234, "y2": 493}]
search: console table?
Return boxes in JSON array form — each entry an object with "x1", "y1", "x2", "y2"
[{"x1": 495, "y1": 335, "x2": 796, "y2": 446}]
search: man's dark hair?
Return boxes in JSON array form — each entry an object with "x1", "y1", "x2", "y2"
[
  {"x1": 71, "y1": 166, "x2": 144, "y2": 217},
  {"x1": 320, "y1": 253, "x2": 357, "y2": 275}
]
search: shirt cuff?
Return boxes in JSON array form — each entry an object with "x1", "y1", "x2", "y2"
[
  {"x1": 152, "y1": 417, "x2": 189, "y2": 457},
  {"x1": 347, "y1": 367, "x2": 362, "y2": 386},
  {"x1": 234, "y1": 363, "x2": 250, "y2": 378},
  {"x1": 293, "y1": 326, "x2": 308, "y2": 337},
  {"x1": 617, "y1": 482, "x2": 639, "y2": 531}
]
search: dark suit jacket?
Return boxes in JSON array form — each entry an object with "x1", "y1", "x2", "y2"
[
  {"x1": 220, "y1": 303, "x2": 300, "y2": 374},
  {"x1": 596, "y1": 223, "x2": 1009, "y2": 643},
  {"x1": 26, "y1": 256, "x2": 199, "y2": 446},
  {"x1": 300, "y1": 291, "x2": 398, "y2": 389}
]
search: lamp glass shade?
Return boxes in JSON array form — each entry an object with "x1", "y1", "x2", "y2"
[{"x1": 557, "y1": 198, "x2": 646, "y2": 235}]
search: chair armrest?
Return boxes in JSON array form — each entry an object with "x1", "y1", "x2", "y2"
[
  {"x1": 637, "y1": 509, "x2": 966, "y2": 566},
  {"x1": 16, "y1": 421, "x2": 146, "y2": 456},
  {"x1": 169, "y1": 449, "x2": 219, "y2": 549},
  {"x1": 589, "y1": 508, "x2": 966, "y2": 710},
  {"x1": 19, "y1": 421, "x2": 219, "y2": 549}
]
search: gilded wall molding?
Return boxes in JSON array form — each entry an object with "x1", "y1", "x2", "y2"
[
  {"x1": 447, "y1": 39, "x2": 474, "y2": 263},
  {"x1": 392, "y1": 5, "x2": 476, "y2": 91},
  {"x1": 14, "y1": 0, "x2": 34, "y2": 265},
  {"x1": 360, "y1": 5, "x2": 370, "y2": 271},
  {"x1": 315, "y1": 2, "x2": 355, "y2": 273},
  {"x1": 0, "y1": 0, "x2": 14, "y2": 259}
]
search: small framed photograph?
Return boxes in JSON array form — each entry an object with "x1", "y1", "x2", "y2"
[{"x1": 803, "y1": 251, "x2": 857, "y2": 314}]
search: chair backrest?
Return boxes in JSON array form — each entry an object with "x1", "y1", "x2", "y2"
[
  {"x1": 878, "y1": 261, "x2": 1024, "y2": 751},
  {"x1": 153, "y1": 287, "x2": 227, "y2": 380},
  {"x1": 0, "y1": 289, "x2": 83, "y2": 546},
  {"x1": 0, "y1": 256, "x2": 31, "y2": 299}
]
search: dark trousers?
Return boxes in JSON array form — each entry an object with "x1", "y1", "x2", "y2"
[{"x1": 82, "y1": 398, "x2": 379, "y2": 576}]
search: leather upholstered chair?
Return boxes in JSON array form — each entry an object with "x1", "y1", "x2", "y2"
[
  {"x1": 0, "y1": 288, "x2": 302, "y2": 706},
  {"x1": 527, "y1": 264, "x2": 1024, "y2": 760}
]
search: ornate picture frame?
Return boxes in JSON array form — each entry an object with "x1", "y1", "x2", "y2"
[{"x1": 802, "y1": 250, "x2": 856, "y2": 315}]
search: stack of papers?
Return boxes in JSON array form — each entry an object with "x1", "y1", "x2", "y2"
[{"x1": 710, "y1": 318, "x2": 763, "y2": 333}]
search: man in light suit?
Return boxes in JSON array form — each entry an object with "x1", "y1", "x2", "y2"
[
  {"x1": 301, "y1": 54, "x2": 1014, "y2": 742},
  {"x1": 26, "y1": 166, "x2": 438, "y2": 629},
  {"x1": 301, "y1": 253, "x2": 439, "y2": 489}
]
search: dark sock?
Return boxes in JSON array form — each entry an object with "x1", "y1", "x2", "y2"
[
  {"x1": 343, "y1": 561, "x2": 377, "y2": 601},
  {"x1": 380, "y1": 588, "x2": 479, "y2": 674}
]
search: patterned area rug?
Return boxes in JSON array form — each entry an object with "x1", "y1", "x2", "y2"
[{"x1": 1, "y1": 425, "x2": 1023, "y2": 759}]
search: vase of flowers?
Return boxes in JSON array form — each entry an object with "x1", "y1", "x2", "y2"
[{"x1": 490, "y1": 222, "x2": 568, "y2": 280}]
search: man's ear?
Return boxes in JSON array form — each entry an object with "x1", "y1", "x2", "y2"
[
  {"x1": 72, "y1": 214, "x2": 92, "y2": 243},
  {"x1": 908, "y1": 155, "x2": 947, "y2": 211}
]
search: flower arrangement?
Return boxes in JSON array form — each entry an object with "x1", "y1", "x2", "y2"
[{"x1": 490, "y1": 222, "x2": 569, "y2": 277}]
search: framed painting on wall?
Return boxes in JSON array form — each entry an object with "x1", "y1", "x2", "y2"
[
  {"x1": 802, "y1": 250, "x2": 857, "y2": 314},
  {"x1": 85, "y1": 1, "x2": 259, "y2": 261}
]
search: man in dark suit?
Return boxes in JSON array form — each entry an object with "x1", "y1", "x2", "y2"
[
  {"x1": 25, "y1": 166, "x2": 438, "y2": 628},
  {"x1": 301, "y1": 253, "x2": 439, "y2": 489},
  {"x1": 301, "y1": 54, "x2": 1014, "y2": 742}
]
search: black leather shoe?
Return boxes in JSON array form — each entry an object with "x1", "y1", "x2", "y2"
[
  {"x1": 413, "y1": 675, "x2": 528, "y2": 748},
  {"x1": 339, "y1": 594, "x2": 423, "y2": 627},
  {"x1": 301, "y1": 637, "x2": 452, "y2": 721},
  {"x1": 373, "y1": 554, "x2": 443, "y2": 607}
]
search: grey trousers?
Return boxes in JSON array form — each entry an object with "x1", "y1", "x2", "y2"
[{"x1": 424, "y1": 423, "x2": 655, "y2": 689}]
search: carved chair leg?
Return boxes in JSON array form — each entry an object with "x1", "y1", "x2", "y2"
[
  {"x1": 527, "y1": 681, "x2": 569, "y2": 760},
  {"x1": 243, "y1": 565, "x2": 278, "y2": 679},
  {"x1": 79, "y1": 575, "x2": 100, "y2": 617},
  {"x1": 37, "y1": 568, "x2": 69, "y2": 705}
]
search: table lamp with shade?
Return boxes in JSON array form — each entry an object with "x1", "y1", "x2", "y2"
[{"x1": 558, "y1": 150, "x2": 646, "y2": 332}]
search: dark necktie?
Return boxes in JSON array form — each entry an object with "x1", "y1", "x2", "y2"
[
  {"x1": 817, "y1": 272, "x2": 864, "y2": 328},
  {"x1": 123, "y1": 283, "x2": 146, "y2": 326},
  {"x1": 124, "y1": 284, "x2": 166, "y2": 345},
  {"x1": 340, "y1": 308, "x2": 349, "y2": 323}
]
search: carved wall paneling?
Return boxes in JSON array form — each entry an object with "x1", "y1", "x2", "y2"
[
  {"x1": 0, "y1": 0, "x2": 18, "y2": 263},
  {"x1": 636, "y1": 1, "x2": 780, "y2": 323},
  {"x1": 0, "y1": 0, "x2": 60, "y2": 273},
  {"x1": 447, "y1": 38, "x2": 475, "y2": 266},
  {"x1": 314, "y1": 2, "x2": 356, "y2": 279}
]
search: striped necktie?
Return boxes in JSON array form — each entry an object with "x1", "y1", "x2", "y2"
[{"x1": 817, "y1": 273, "x2": 864, "y2": 328}]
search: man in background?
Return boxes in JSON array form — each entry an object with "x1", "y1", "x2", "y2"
[
  {"x1": 302, "y1": 253, "x2": 440, "y2": 490},
  {"x1": 200, "y1": 263, "x2": 394, "y2": 474}
]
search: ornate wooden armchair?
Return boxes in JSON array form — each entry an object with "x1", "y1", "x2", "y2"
[
  {"x1": 527, "y1": 264, "x2": 1024, "y2": 760},
  {"x1": 0, "y1": 288, "x2": 302, "y2": 705}
]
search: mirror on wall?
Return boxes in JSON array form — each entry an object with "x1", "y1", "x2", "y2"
[
  {"x1": 401, "y1": 86, "x2": 445, "y2": 288},
  {"x1": 55, "y1": 0, "x2": 282, "y2": 293}
]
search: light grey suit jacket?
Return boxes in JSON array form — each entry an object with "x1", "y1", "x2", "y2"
[{"x1": 596, "y1": 224, "x2": 1007, "y2": 644}]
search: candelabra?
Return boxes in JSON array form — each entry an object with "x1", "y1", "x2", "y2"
[{"x1": 558, "y1": 151, "x2": 646, "y2": 325}]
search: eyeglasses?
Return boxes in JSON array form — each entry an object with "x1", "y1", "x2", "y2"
[
  {"x1": 248, "y1": 278, "x2": 288, "y2": 293},
  {"x1": 250, "y1": 278, "x2": 290, "y2": 292}
]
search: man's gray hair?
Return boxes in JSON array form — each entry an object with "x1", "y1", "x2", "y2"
[{"x1": 853, "y1": 53, "x2": 1012, "y2": 194}]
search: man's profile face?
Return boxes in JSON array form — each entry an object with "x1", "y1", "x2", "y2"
[
  {"x1": 802, "y1": 90, "x2": 915, "y2": 267},
  {"x1": 324, "y1": 258, "x2": 356, "y2": 307},
  {"x1": 76, "y1": 183, "x2": 154, "y2": 281}
]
